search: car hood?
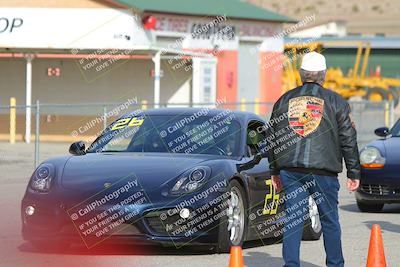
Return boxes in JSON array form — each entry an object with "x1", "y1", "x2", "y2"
[
  {"x1": 60, "y1": 152, "x2": 225, "y2": 194},
  {"x1": 382, "y1": 137, "x2": 400, "y2": 165}
]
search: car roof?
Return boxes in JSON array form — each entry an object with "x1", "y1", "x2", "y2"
[{"x1": 124, "y1": 108, "x2": 266, "y2": 124}]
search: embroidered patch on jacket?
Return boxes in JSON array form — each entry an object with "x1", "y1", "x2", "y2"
[{"x1": 288, "y1": 96, "x2": 324, "y2": 137}]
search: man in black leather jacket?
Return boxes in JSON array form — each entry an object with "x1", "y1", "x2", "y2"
[{"x1": 266, "y1": 52, "x2": 360, "y2": 267}]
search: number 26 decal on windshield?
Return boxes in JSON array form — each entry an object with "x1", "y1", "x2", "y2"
[
  {"x1": 111, "y1": 117, "x2": 144, "y2": 131},
  {"x1": 263, "y1": 179, "x2": 280, "y2": 215}
]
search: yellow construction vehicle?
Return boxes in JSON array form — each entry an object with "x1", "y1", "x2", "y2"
[{"x1": 282, "y1": 41, "x2": 400, "y2": 106}]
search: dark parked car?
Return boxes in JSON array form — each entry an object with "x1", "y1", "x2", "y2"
[
  {"x1": 21, "y1": 108, "x2": 321, "y2": 252},
  {"x1": 356, "y1": 119, "x2": 400, "y2": 212}
]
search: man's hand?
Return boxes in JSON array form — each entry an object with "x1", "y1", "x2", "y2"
[
  {"x1": 347, "y1": 178, "x2": 360, "y2": 192},
  {"x1": 271, "y1": 175, "x2": 282, "y2": 193}
]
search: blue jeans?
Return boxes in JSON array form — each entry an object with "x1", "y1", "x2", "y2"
[{"x1": 280, "y1": 170, "x2": 344, "y2": 267}]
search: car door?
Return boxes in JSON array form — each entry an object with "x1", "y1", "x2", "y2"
[{"x1": 242, "y1": 119, "x2": 284, "y2": 240}]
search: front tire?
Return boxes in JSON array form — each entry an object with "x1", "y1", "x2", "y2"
[
  {"x1": 302, "y1": 196, "x2": 322, "y2": 240},
  {"x1": 217, "y1": 180, "x2": 247, "y2": 253},
  {"x1": 356, "y1": 200, "x2": 384, "y2": 212}
]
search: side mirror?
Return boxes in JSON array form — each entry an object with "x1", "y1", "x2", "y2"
[
  {"x1": 69, "y1": 141, "x2": 86, "y2": 155},
  {"x1": 237, "y1": 152, "x2": 266, "y2": 172},
  {"x1": 374, "y1": 127, "x2": 389, "y2": 137}
]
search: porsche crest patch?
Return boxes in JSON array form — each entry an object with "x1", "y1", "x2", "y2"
[{"x1": 288, "y1": 96, "x2": 324, "y2": 137}]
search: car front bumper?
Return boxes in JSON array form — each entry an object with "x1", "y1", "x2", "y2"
[
  {"x1": 356, "y1": 168, "x2": 400, "y2": 204},
  {"x1": 21, "y1": 189, "x2": 227, "y2": 248}
]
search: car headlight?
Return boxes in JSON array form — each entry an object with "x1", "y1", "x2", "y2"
[
  {"x1": 360, "y1": 147, "x2": 385, "y2": 168},
  {"x1": 30, "y1": 164, "x2": 55, "y2": 192},
  {"x1": 170, "y1": 166, "x2": 211, "y2": 195}
]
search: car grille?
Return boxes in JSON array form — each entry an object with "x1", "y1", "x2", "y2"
[
  {"x1": 361, "y1": 184, "x2": 400, "y2": 196},
  {"x1": 115, "y1": 224, "x2": 142, "y2": 236},
  {"x1": 144, "y1": 210, "x2": 188, "y2": 236},
  {"x1": 59, "y1": 223, "x2": 142, "y2": 237},
  {"x1": 145, "y1": 216, "x2": 168, "y2": 235}
]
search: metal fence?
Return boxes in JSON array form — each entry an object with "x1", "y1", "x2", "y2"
[
  {"x1": 0, "y1": 100, "x2": 395, "y2": 169},
  {"x1": 349, "y1": 101, "x2": 395, "y2": 147}
]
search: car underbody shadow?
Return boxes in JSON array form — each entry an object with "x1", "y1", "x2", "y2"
[
  {"x1": 243, "y1": 237, "x2": 282, "y2": 250},
  {"x1": 340, "y1": 203, "x2": 400, "y2": 213},
  {"x1": 19, "y1": 237, "x2": 284, "y2": 256},
  {"x1": 18, "y1": 241, "x2": 216, "y2": 255}
]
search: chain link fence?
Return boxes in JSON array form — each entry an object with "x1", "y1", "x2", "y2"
[{"x1": 0, "y1": 100, "x2": 395, "y2": 169}]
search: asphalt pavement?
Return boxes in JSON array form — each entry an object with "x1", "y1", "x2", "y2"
[{"x1": 0, "y1": 142, "x2": 399, "y2": 267}]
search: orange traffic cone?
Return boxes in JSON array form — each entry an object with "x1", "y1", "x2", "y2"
[
  {"x1": 366, "y1": 224, "x2": 387, "y2": 267},
  {"x1": 229, "y1": 246, "x2": 244, "y2": 267}
]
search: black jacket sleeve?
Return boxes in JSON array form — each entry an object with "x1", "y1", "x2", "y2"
[
  {"x1": 267, "y1": 103, "x2": 280, "y2": 176},
  {"x1": 336, "y1": 100, "x2": 361, "y2": 180}
]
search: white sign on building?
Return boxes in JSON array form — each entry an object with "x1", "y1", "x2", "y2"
[{"x1": 0, "y1": 8, "x2": 152, "y2": 49}]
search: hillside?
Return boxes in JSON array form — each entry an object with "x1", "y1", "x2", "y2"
[{"x1": 248, "y1": 0, "x2": 400, "y2": 36}]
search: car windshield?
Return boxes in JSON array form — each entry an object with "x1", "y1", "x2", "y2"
[
  {"x1": 390, "y1": 119, "x2": 400, "y2": 137},
  {"x1": 87, "y1": 114, "x2": 241, "y2": 156}
]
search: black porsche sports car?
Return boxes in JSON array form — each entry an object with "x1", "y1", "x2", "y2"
[
  {"x1": 21, "y1": 108, "x2": 321, "y2": 252},
  {"x1": 356, "y1": 119, "x2": 400, "y2": 212}
]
